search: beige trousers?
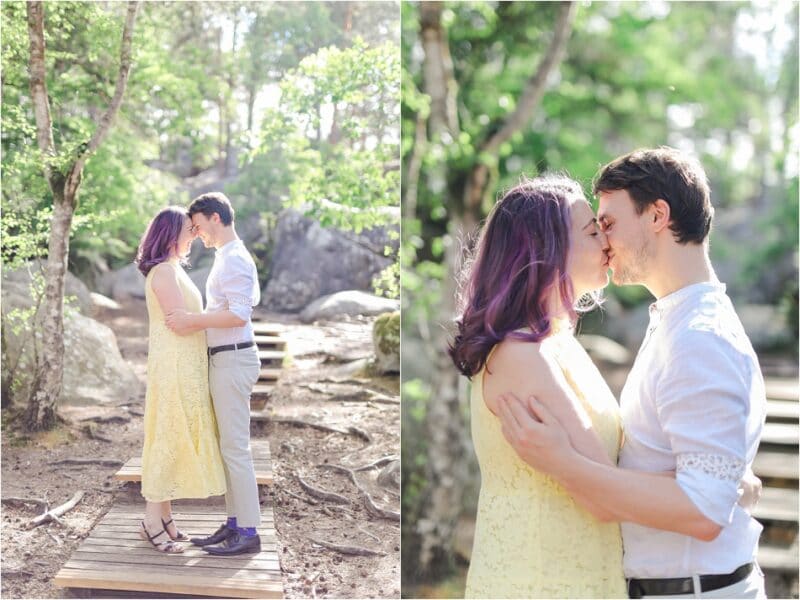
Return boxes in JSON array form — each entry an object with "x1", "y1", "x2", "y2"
[{"x1": 209, "y1": 345, "x2": 262, "y2": 528}]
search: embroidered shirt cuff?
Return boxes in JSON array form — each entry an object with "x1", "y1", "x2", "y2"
[{"x1": 676, "y1": 453, "x2": 744, "y2": 526}]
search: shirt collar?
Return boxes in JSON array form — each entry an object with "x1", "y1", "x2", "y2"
[{"x1": 649, "y1": 280, "x2": 726, "y2": 317}]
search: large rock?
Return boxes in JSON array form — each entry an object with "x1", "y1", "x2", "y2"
[
  {"x1": 262, "y1": 210, "x2": 398, "y2": 312},
  {"x1": 1, "y1": 291, "x2": 141, "y2": 408},
  {"x1": 738, "y1": 304, "x2": 792, "y2": 350},
  {"x1": 3, "y1": 260, "x2": 93, "y2": 316},
  {"x1": 372, "y1": 311, "x2": 400, "y2": 374},
  {"x1": 300, "y1": 291, "x2": 399, "y2": 323},
  {"x1": 97, "y1": 262, "x2": 146, "y2": 301}
]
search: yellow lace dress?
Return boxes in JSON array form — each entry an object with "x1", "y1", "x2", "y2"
[
  {"x1": 141, "y1": 261, "x2": 226, "y2": 502},
  {"x1": 465, "y1": 328, "x2": 627, "y2": 598}
]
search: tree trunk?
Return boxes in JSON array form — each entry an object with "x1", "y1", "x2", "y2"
[
  {"x1": 24, "y1": 1, "x2": 139, "y2": 431},
  {"x1": 419, "y1": 2, "x2": 458, "y2": 137},
  {"x1": 462, "y1": 1, "x2": 576, "y2": 215}
]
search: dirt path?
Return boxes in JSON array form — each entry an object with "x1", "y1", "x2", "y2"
[{"x1": 1, "y1": 299, "x2": 400, "y2": 599}]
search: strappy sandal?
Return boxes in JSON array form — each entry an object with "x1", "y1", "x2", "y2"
[
  {"x1": 140, "y1": 521, "x2": 185, "y2": 553},
  {"x1": 162, "y1": 517, "x2": 190, "y2": 542}
]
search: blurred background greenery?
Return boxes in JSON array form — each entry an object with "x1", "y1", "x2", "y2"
[{"x1": 400, "y1": 1, "x2": 798, "y2": 597}]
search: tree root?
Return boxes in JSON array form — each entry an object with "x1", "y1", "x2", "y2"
[
  {"x1": 1, "y1": 497, "x2": 48, "y2": 512},
  {"x1": 307, "y1": 536, "x2": 387, "y2": 557},
  {"x1": 284, "y1": 488, "x2": 319, "y2": 506},
  {"x1": 317, "y1": 464, "x2": 400, "y2": 522},
  {"x1": 27, "y1": 490, "x2": 84, "y2": 529},
  {"x1": 296, "y1": 473, "x2": 349, "y2": 505},
  {"x1": 272, "y1": 418, "x2": 371, "y2": 443},
  {"x1": 79, "y1": 415, "x2": 130, "y2": 424},
  {"x1": 50, "y1": 458, "x2": 124, "y2": 467}
]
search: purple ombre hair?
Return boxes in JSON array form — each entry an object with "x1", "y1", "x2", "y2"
[
  {"x1": 134, "y1": 206, "x2": 189, "y2": 276},
  {"x1": 449, "y1": 175, "x2": 586, "y2": 378}
]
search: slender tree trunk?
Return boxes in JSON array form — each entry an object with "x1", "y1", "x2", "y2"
[
  {"x1": 462, "y1": 1, "x2": 576, "y2": 216},
  {"x1": 24, "y1": 1, "x2": 139, "y2": 431}
]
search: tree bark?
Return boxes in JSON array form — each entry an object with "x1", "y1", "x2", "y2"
[
  {"x1": 419, "y1": 2, "x2": 458, "y2": 137},
  {"x1": 24, "y1": 1, "x2": 139, "y2": 431}
]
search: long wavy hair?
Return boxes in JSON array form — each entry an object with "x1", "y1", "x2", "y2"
[
  {"x1": 449, "y1": 175, "x2": 591, "y2": 378},
  {"x1": 134, "y1": 206, "x2": 188, "y2": 276}
]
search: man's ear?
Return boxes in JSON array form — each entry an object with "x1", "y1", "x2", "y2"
[{"x1": 651, "y1": 199, "x2": 671, "y2": 233}]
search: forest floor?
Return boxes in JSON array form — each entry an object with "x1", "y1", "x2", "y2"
[{"x1": 1, "y1": 298, "x2": 400, "y2": 599}]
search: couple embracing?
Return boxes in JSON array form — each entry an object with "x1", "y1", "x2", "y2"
[
  {"x1": 451, "y1": 148, "x2": 767, "y2": 598},
  {"x1": 133, "y1": 192, "x2": 262, "y2": 556}
]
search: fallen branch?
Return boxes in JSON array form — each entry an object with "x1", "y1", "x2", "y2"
[
  {"x1": 50, "y1": 459, "x2": 124, "y2": 467},
  {"x1": 272, "y1": 418, "x2": 348, "y2": 436},
  {"x1": 79, "y1": 415, "x2": 130, "y2": 424},
  {"x1": 296, "y1": 473, "x2": 349, "y2": 505},
  {"x1": 27, "y1": 491, "x2": 84, "y2": 529},
  {"x1": 307, "y1": 536, "x2": 386, "y2": 557},
  {"x1": 348, "y1": 426, "x2": 371, "y2": 444},
  {"x1": 317, "y1": 464, "x2": 400, "y2": 522},
  {"x1": 1, "y1": 497, "x2": 48, "y2": 512}
]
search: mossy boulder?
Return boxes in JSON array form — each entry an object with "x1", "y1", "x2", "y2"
[{"x1": 372, "y1": 311, "x2": 399, "y2": 374}]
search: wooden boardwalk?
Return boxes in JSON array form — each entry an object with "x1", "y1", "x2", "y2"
[
  {"x1": 753, "y1": 375, "x2": 799, "y2": 579},
  {"x1": 54, "y1": 501, "x2": 282, "y2": 598},
  {"x1": 114, "y1": 439, "x2": 274, "y2": 486}
]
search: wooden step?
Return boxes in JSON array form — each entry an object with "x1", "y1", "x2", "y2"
[
  {"x1": 252, "y1": 323, "x2": 282, "y2": 336},
  {"x1": 758, "y1": 540, "x2": 799, "y2": 572},
  {"x1": 251, "y1": 396, "x2": 268, "y2": 411},
  {"x1": 258, "y1": 350, "x2": 285, "y2": 365},
  {"x1": 252, "y1": 383, "x2": 275, "y2": 397},
  {"x1": 753, "y1": 450, "x2": 800, "y2": 480},
  {"x1": 258, "y1": 368, "x2": 281, "y2": 382},
  {"x1": 760, "y1": 422, "x2": 799, "y2": 446},
  {"x1": 765, "y1": 378, "x2": 799, "y2": 402},
  {"x1": 54, "y1": 501, "x2": 282, "y2": 598},
  {"x1": 766, "y1": 400, "x2": 800, "y2": 423},
  {"x1": 753, "y1": 487, "x2": 799, "y2": 523},
  {"x1": 254, "y1": 335, "x2": 287, "y2": 350},
  {"x1": 114, "y1": 440, "x2": 273, "y2": 485}
]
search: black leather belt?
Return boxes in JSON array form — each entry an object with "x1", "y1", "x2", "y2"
[
  {"x1": 627, "y1": 563, "x2": 753, "y2": 598},
  {"x1": 208, "y1": 340, "x2": 255, "y2": 356}
]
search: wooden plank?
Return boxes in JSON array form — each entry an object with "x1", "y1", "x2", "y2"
[
  {"x1": 753, "y1": 487, "x2": 799, "y2": 523},
  {"x1": 114, "y1": 441, "x2": 273, "y2": 485},
  {"x1": 765, "y1": 378, "x2": 799, "y2": 402},
  {"x1": 758, "y1": 541, "x2": 799, "y2": 572},
  {"x1": 258, "y1": 368, "x2": 281, "y2": 382},
  {"x1": 766, "y1": 399, "x2": 799, "y2": 422},
  {"x1": 257, "y1": 350, "x2": 285, "y2": 361},
  {"x1": 251, "y1": 396, "x2": 268, "y2": 411},
  {"x1": 54, "y1": 502, "x2": 283, "y2": 599},
  {"x1": 254, "y1": 335, "x2": 286, "y2": 349},
  {"x1": 761, "y1": 422, "x2": 799, "y2": 446},
  {"x1": 252, "y1": 323, "x2": 282, "y2": 336},
  {"x1": 753, "y1": 450, "x2": 800, "y2": 480},
  {"x1": 252, "y1": 383, "x2": 274, "y2": 397}
]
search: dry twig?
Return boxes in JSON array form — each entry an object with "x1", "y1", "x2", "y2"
[
  {"x1": 50, "y1": 458, "x2": 123, "y2": 467},
  {"x1": 27, "y1": 490, "x2": 84, "y2": 529}
]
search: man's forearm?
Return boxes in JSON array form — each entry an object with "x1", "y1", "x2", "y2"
[
  {"x1": 557, "y1": 450, "x2": 721, "y2": 541},
  {"x1": 189, "y1": 310, "x2": 247, "y2": 331}
]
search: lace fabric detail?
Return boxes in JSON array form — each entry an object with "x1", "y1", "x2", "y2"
[
  {"x1": 676, "y1": 452, "x2": 745, "y2": 482},
  {"x1": 141, "y1": 263, "x2": 227, "y2": 502},
  {"x1": 466, "y1": 333, "x2": 626, "y2": 598}
]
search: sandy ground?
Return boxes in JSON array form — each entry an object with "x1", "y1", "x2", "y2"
[{"x1": 1, "y1": 298, "x2": 400, "y2": 599}]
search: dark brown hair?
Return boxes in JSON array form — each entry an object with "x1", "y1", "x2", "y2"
[
  {"x1": 593, "y1": 147, "x2": 713, "y2": 244},
  {"x1": 188, "y1": 192, "x2": 234, "y2": 226}
]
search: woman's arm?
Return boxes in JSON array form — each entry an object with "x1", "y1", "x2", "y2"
[
  {"x1": 485, "y1": 339, "x2": 614, "y2": 469},
  {"x1": 150, "y1": 264, "x2": 187, "y2": 326}
]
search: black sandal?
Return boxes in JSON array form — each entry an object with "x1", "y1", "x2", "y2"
[
  {"x1": 140, "y1": 521, "x2": 184, "y2": 553},
  {"x1": 162, "y1": 517, "x2": 190, "y2": 542}
]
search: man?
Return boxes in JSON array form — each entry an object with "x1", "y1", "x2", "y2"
[
  {"x1": 496, "y1": 148, "x2": 767, "y2": 598},
  {"x1": 165, "y1": 192, "x2": 263, "y2": 556}
]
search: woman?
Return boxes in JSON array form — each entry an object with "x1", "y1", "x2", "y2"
[
  {"x1": 134, "y1": 206, "x2": 226, "y2": 553},
  {"x1": 449, "y1": 175, "x2": 626, "y2": 597}
]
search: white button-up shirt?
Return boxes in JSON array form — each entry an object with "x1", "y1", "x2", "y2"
[
  {"x1": 205, "y1": 238, "x2": 260, "y2": 348},
  {"x1": 618, "y1": 281, "x2": 766, "y2": 578}
]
